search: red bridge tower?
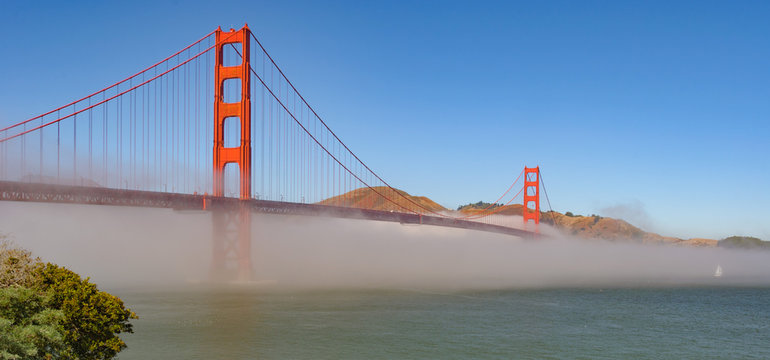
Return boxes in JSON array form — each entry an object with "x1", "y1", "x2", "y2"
[
  {"x1": 523, "y1": 166, "x2": 540, "y2": 232},
  {"x1": 211, "y1": 26, "x2": 253, "y2": 280}
]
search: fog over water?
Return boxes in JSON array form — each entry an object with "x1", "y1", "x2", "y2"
[{"x1": 1, "y1": 201, "x2": 769, "y2": 290}]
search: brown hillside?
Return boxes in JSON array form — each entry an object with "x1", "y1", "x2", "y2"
[
  {"x1": 540, "y1": 211, "x2": 716, "y2": 246},
  {"x1": 324, "y1": 188, "x2": 717, "y2": 247},
  {"x1": 457, "y1": 204, "x2": 525, "y2": 217},
  {"x1": 458, "y1": 204, "x2": 717, "y2": 247},
  {"x1": 318, "y1": 186, "x2": 448, "y2": 213}
]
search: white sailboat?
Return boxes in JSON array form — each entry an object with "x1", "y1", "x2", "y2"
[{"x1": 714, "y1": 264, "x2": 723, "y2": 278}]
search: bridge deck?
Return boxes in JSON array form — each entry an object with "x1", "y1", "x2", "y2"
[{"x1": 0, "y1": 181, "x2": 537, "y2": 239}]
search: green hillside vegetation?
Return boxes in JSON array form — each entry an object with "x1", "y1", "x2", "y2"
[
  {"x1": 0, "y1": 236, "x2": 137, "y2": 359},
  {"x1": 718, "y1": 236, "x2": 770, "y2": 250},
  {"x1": 457, "y1": 201, "x2": 503, "y2": 211}
]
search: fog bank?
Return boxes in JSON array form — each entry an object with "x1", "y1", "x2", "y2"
[{"x1": 1, "y1": 202, "x2": 769, "y2": 290}]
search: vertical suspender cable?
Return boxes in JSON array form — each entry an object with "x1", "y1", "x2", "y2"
[
  {"x1": 184, "y1": 51, "x2": 189, "y2": 193},
  {"x1": 21, "y1": 124, "x2": 25, "y2": 180},
  {"x1": 261, "y1": 50, "x2": 265, "y2": 199},
  {"x1": 116, "y1": 85, "x2": 119, "y2": 187},
  {"x1": 206, "y1": 40, "x2": 210, "y2": 193},
  {"x1": 103, "y1": 92, "x2": 107, "y2": 186},
  {"x1": 539, "y1": 170, "x2": 558, "y2": 227},
  {"x1": 57, "y1": 110, "x2": 60, "y2": 181},
  {"x1": 74, "y1": 104, "x2": 77, "y2": 183},
  {"x1": 195, "y1": 45, "x2": 200, "y2": 193},
  {"x1": 39, "y1": 117, "x2": 43, "y2": 178},
  {"x1": 89, "y1": 97, "x2": 92, "y2": 181}
]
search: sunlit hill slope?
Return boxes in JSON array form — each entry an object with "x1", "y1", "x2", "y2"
[
  {"x1": 318, "y1": 186, "x2": 448, "y2": 213},
  {"x1": 457, "y1": 202, "x2": 717, "y2": 246},
  {"x1": 321, "y1": 187, "x2": 719, "y2": 246}
]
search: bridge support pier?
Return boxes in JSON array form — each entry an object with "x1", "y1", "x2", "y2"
[{"x1": 211, "y1": 201, "x2": 253, "y2": 281}]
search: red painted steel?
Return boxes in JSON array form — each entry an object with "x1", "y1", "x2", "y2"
[
  {"x1": 0, "y1": 30, "x2": 217, "y2": 134},
  {"x1": 0, "y1": 181, "x2": 540, "y2": 239},
  {"x1": 0, "y1": 26, "x2": 552, "y2": 279},
  {"x1": 212, "y1": 26, "x2": 253, "y2": 281},
  {"x1": 213, "y1": 26, "x2": 251, "y2": 199},
  {"x1": 523, "y1": 166, "x2": 540, "y2": 230}
]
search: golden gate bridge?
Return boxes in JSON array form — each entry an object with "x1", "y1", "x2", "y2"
[{"x1": 0, "y1": 25, "x2": 550, "y2": 280}]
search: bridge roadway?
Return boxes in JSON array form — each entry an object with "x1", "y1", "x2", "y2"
[{"x1": 0, "y1": 181, "x2": 538, "y2": 239}]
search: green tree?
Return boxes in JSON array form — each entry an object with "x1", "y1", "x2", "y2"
[
  {"x1": 1, "y1": 238, "x2": 137, "y2": 359},
  {"x1": 0, "y1": 286, "x2": 66, "y2": 360},
  {"x1": 34, "y1": 264, "x2": 138, "y2": 360}
]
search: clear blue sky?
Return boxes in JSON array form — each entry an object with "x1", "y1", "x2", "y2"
[{"x1": 1, "y1": 0, "x2": 768, "y2": 240}]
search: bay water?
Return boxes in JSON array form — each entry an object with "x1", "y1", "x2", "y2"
[{"x1": 116, "y1": 286, "x2": 770, "y2": 359}]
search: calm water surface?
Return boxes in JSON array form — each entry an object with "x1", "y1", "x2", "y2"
[{"x1": 115, "y1": 286, "x2": 770, "y2": 359}]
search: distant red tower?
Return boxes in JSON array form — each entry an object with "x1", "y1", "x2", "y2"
[
  {"x1": 211, "y1": 26, "x2": 252, "y2": 281},
  {"x1": 523, "y1": 166, "x2": 540, "y2": 231}
]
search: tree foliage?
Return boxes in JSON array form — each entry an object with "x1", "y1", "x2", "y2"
[
  {"x1": 0, "y1": 237, "x2": 137, "y2": 360},
  {"x1": 0, "y1": 238, "x2": 41, "y2": 288},
  {"x1": 34, "y1": 264, "x2": 138, "y2": 360},
  {"x1": 0, "y1": 286, "x2": 65, "y2": 360}
]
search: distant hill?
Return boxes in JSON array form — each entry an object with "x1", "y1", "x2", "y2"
[
  {"x1": 318, "y1": 186, "x2": 448, "y2": 213},
  {"x1": 543, "y1": 210, "x2": 720, "y2": 246},
  {"x1": 320, "y1": 187, "x2": 768, "y2": 248},
  {"x1": 457, "y1": 204, "x2": 718, "y2": 246},
  {"x1": 457, "y1": 201, "x2": 503, "y2": 211},
  {"x1": 718, "y1": 236, "x2": 770, "y2": 250}
]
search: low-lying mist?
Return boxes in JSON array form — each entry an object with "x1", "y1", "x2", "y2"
[{"x1": 2, "y1": 202, "x2": 769, "y2": 291}]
